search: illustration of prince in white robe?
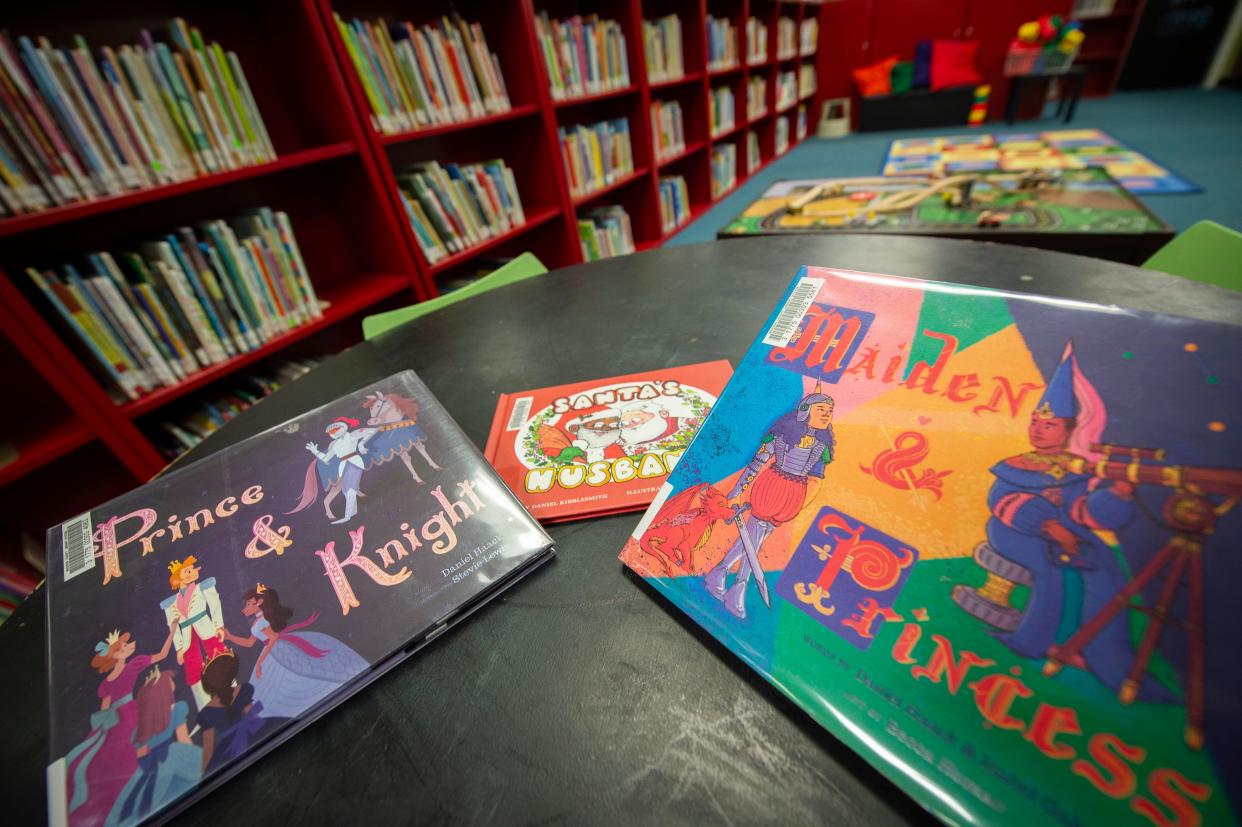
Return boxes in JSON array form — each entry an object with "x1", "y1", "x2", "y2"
[{"x1": 160, "y1": 556, "x2": 227, "y2": 709}]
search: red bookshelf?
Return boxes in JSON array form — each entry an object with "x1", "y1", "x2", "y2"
[
  {"x1": 0, "y1": 0, "x2": 428, "y2": 569},
  {"x1": 0, "y1": 0, "x2": 825, "y2": 571}
]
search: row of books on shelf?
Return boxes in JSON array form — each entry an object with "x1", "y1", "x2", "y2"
[
  {"x1": 559, "y1": 118, "x2": 634, "y2": 200},
  {"x1": 24, "y1": 206, "x2": 320, "y2": 402},
  {"x1": 747, "y1": 131, "x2": 760, "y2": 174},
  {"x1": 777, "y1": 17, "x2": 798, "y2": 59},
  {"x1": 748, "y1": 77, "x2": 767, "y2": 119},
  {"x1": 776, "y1": 115, "x2": 790, "y2": 156},
  {"x1": 799, "y1": 63, "x2": 817, "y2": 99},
  {"x1": 711, "y1": 143, "x2": 737, "y2": 199},
  {"x1": 746, "y1": 18, "x2": 768, "y2": 66},
  {"x1": 535, "y1": 13, "x2": 630, "y2": 101},
  {"x1": 801, "y1": 18, "x2": 820, "y2": 55},
  {"x1": 777, "y1": 71, "x2": 798, "y2": 110},
  {"x1": 709, "y1": 86, "x2": 735, "y2": 137},
  {"x1": 396, "y1": 159, "x2": 525, "y2": 265},
  {"x1": 706, "y1": 16, "x2": 738, "y2": 71},
  {"x1": 658, "y1": 175, "x2": 690, "y2": 233},
  {"x1": 155, "y1": 357, "x2": 320, "y2": 459},
  {"x1": 797, "y1": 105, "x2": 808, "y2": 141},
  {"x1": 650, "y1": 100, "x2": 685, "y2": 161},
  {"x1": 577, "y1": 205, "x2": 635, "y2": 262},
  {"x1": 643, "y1": 15, "x2": 684, "y2": 83},
  {"x1": 0, "y1": 20, "x2": 274, "y2": 218},
  {"x1": 334, "y1": 13, "x2": 511, "y2": 137}
]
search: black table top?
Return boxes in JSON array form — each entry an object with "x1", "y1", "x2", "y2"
[{"x1": 5, "y1": 236, "x2": 1241, "y2": 826}]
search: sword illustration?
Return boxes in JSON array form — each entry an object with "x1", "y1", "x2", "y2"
[{"x1": 730, "y1": 503, "x2": 771, "y2": 607}]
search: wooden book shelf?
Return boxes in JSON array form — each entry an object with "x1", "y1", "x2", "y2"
[{"x1": 0, "y1": 0, "x2": 824, "y2": 568}]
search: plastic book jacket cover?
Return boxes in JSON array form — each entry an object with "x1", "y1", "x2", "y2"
[
  {"x1": 45, "y1": 370, "x2": 554, "y2": 827},
  {"x1": 620, "y1": 268, "x2": 1241, "y2": 826},
  {"x1": 483, "y1": 361, "x2": 733, "y2": 522}
]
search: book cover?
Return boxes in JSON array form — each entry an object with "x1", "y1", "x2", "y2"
[
  {"x1": 484, "y1": 361, "x2": 733, "y2": 523},
  {"x1": 620, "y1": 268, "x2": 1241, "y2": 826},
  {"x1": 46, "y1": 370, "x2": 554, "y2": 827}
]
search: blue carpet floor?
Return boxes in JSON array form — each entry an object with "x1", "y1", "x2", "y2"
[{"x1": 665, "y1": 87, "x2": 1242, "y2": 246}]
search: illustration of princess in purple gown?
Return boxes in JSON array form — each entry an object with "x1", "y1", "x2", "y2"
[
  {"x1": 64, "y1": 625, "x2": 175, "y2": 826},
  {"x1": 217, "y1": 584, "x2": 368, "y2": 718},
  {"x1": 196, "y1": 651, "x2": 287, "y2": 776}
]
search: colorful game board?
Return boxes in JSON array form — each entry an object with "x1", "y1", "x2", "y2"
[
  {"x1": 881, "y1": 129, "x2": 1199, "y2": 195},
  {"x1": 717, "y1": 168, "x2": 1173, "y2": 262}
]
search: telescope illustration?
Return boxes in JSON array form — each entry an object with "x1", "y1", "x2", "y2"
[{"x1": 953, "y1": 443, "x2": 1241, "y2": 750}]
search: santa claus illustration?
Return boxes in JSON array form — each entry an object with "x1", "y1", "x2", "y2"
[{"x1": 617, "y1": 401, "x2": 681, "y2": 455}]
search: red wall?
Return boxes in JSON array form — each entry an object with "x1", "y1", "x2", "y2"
[{"x1": 819, "y1": 0, "x2": 1073, "y2": 120}]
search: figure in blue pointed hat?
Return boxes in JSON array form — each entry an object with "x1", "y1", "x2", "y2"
[{"x1": 976, "y1": 341, "x2": 1175, "y2": 701}]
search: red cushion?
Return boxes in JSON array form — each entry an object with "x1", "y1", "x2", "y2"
[
  {"x1": 930, "y1": 40, "x2": 981, "y2": 91},
  {"x1": 852, "y1": 56, "x2": 898, "y2": 97}
]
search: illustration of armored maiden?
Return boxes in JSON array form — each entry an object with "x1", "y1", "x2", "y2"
[
  {"x1": 955, "y1": 343, "x2": 1173, "y2": 700},
  {"x1": 218, "y1": 584, "x2": 368, "y2": 718},
  {"x1": 290, "y1": 392, "x2": 440, "y2": 523},
  {"x1": 104, "y1": 667, "x2": 201, "y2": 827},
  {"x1": 196, "y1": 651, "x2": 288, "y2": 776},
  {"x1": 161, "y1": 557, "x2": 228, "y2": 710},
  {"x1": 705, "y1": 384, "x2": 836, "y2": 618},
  {"x1": 64, "y1": 626, "x2": 175, "y2": 827}
]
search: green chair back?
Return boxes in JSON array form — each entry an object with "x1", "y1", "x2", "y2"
[
  {"x1": 363, "y1": 252, "x2": 548, "y2": 340},
  {"x1": 1142, "y1": 220, "x2": 1242, "y2": 292}
]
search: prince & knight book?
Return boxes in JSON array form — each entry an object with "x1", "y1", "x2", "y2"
[{"x1": 45, "y1": 370, "x2": 553, "y2": 827}]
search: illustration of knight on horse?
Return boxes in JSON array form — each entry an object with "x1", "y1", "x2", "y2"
[{"x1": 288, "y1": 390, "x2": 442, "y2": 523}]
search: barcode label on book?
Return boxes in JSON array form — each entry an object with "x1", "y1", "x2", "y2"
[
  {"x1": 506, "y1": 397, "x2": 534, "y2": 431},
  {"x1": 61, "y1": 513, "x2": 95, "y2": 582},
  {"x1": 763, "y1": 276, "x2": 824, "y2": 347}
]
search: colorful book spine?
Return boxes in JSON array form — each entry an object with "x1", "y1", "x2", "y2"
[
  {"x1": 650, "y1": 100, "x2": 685, "y2": 161},
  {"x1": 746, "y1": 18, "x2": 769, "y2": 65},
  {"x1": 777, "y1": 70, "x2": 798, "y2": 110},
  {"x1": 0, "y1": 21, "x2": 274, "y2": 218},
  {"x1": 799, "y1": 62, "x2": 817, "y2": 99},
  {"x1": 710, "y1": 143, "x2": 737, "y2": 199},
  {"x1": 706, "y1": 16, "x2": 738, "y2": 71},
  {"x1": 643, "y1": 15, "x2": 684, "y2": 83},
  {"x1": 22, "y1": 209, "x2": 317, "y2": 402},
  {"x1": 777, "y1": 17, "x2": 798, "y2": 60},
  {"x1": 748, "y1": 76, "x2": 768, "y2": 119},
  {"x1": 335, "y1": 13, "x2": 511, "y2": 136},
  {"x1": 558, "y1": 118, "x2": 634, "y2": 200},
  {"x1": 396, "y1": 158, "x2": 525, "y2": 264},
  {"x1": 800, "y1": 17, "x2": 819, "y2": 56},
  {"x1": 710, "y1": 86, "x2": 736, "y2": 138},
  {"x1": 657, "y1": 175, "x2": 690, "y2": 233},
  {"x1": 776, "y1": 115, "x2": 790, "y2": 155},
  {"x1": 534, "y1": 12, "x2": 630, "y2": 101},
  {"x1": 577, "y1": 205, "x2": 635, "y2": 261}
]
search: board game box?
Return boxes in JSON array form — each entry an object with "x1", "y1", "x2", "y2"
[
  {"x1": 717, "y1": 169, "x2": 1173, "y2": 263},
  {"x1": 483, "y1": 361, "x2": 733, "y2": 523},
  {"x1": 46, "y1": 371, "x2": 554, "y2": 827},
  {"x1": 881, "y1": 129, "x2": 1198, "y2": 194},
  {"x1": 621, "y1": 267, "x2": 1241, "y2": 826}
]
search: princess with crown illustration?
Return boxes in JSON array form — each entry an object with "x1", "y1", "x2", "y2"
[
  {"x1": 196, "y1": 650, "x2": 288, "y2": 776},
  {"x1": 160, "y1": 556, "x2": 227, "y2": 710},
  {"x1": 217, "y1": 583, "x2": 368, "y2": 718},
  {"x1": 104, "y1": 666, "x2": 201, "y2": 826},
  {"x1": 63, "y1": 625, "x2": 175, "y2": 826}
]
